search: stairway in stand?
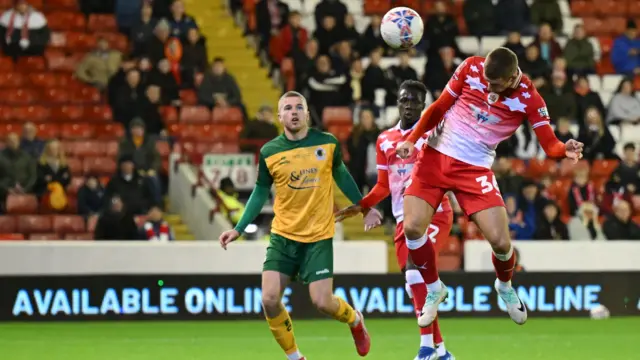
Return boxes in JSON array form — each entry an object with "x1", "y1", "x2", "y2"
[{"x1": 186, "y1": 0, "x2": 281, "y2": 117}]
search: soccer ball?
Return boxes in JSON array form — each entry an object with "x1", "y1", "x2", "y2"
[
  {"x1": 380, "y1": 7, "x2": 424, "y2": 49},
  {"x1": 589, "y1": 304, "x2": 610, "y2": 320}
]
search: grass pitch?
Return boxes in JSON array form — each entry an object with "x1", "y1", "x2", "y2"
[{"x1": 1, "y1": 317, "x2": 639, "y2": 359}]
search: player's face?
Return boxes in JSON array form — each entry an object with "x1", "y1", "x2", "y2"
[
  {"x1": 278, "y1": 97, "x2": 309, "y2": 133},
  {"x1": 484, "y1": 75, "x2": 512, "y2": 94},
  {"x1": 397, "y1": 88, "x2": 425, "y2": 124}
]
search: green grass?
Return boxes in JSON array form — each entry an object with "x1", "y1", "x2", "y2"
[{"x1": 1, "y1": 318, "x2": 639, "y2": 359}]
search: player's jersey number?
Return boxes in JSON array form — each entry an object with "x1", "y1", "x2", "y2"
[{"x1": 475, "y1": 175, "x2": 501, "y2": 195}]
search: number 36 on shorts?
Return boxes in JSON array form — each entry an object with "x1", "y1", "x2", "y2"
[{"x1": 475, "y1": 175, "x2": 501, "y2": 195}]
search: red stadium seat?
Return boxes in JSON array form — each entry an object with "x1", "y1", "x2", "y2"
[
  {"x1": 6, "y1": 194, "x2": 38, "y2": 214},
  {"x1": 166, "y1": 123, "x2": 181, "y2": 137},
  {"x1": 0, "y1": 89, "x2": 39, "y2": 105},
  {"x1": 327, "y1": 124, "x2": 352, "y2": 142},
  {"x1": 42, "y1": 88, "x2": 71, "y2": 104},
  {"x1": 63, "y1": 32, "x2": 97, "y2": 51},
  {"x1": 45, "y1": 0, "x2": 79, "y2": 10},
  {"x1": 630, "y1": 1, "x2": 640, "y2": 16},
  {"x1": 156, "y1": 140, "x2": 171, "y2": 157},
  {"x1": 180, "y1": 106, "x2": 211, "y2": 123},
  {"x1": 105, "y1": 140, "x2": 118, "y2": 157},
  {"x1": 97, "y1": 32, "x2": 129, "y2": 52},
  {"x1": 36, "y1": 123, "x2": 61, "y2": 139},
  {"x1": 47, "y1": 12, "x2": 86, "y2": 31},
  {"x1": 212, "y1": 107, "x2": 243, "y2": 124},
  {"x1": 70, "y1": 87, "x2": 102, "y2": 104},
  {"x1": 0, "y1": 234, "x2": 25, "y2": 240},
  {"x1": 52, "y1": 215, "x2": 86, "y2": 234},
  {"x1": 88, "y1": 14, "x2": 118, "y2": 32},
  {"x1": 0, "y1": 106, "x2": 12, "y2": 122},
  {"x1": 0, "y1": 72, "x2": 27, "y2": 88},
  {"x1": 558, "y1": 159, "x2": 589, "y2": 178},
  {"x1": 323, "y1": 107, "x2": 352, "y2": 126},
  {"x1": 19, "y1": 216, "x2": 53, "y2": 234},
  {"x1": 67, "y1": 177, "x2": 85, "y2": 195},
  {"x1": 29, "y1": 233, "x2": 60, "y2": 240},
  {"x1": 83, "y1": 157, "x2": 117, "y2": 175},
  {"x1": 179, "y1": 89, "x2": 198, "y2": 105},
  {"x1": 598, "y1": 37, "x2": 614, "y2": 56},
  {"x1": 591, "y1": 159, "x2": 619, "y2": 179},
  {"x1": 570, "y1": 0, "x2": 594, "y2": 17},
  {"x1": 86, "y1": 105, "x2": 113, "y2": 122},
  {"x1": 0, "y1": 57, "x2": 13, "y2": 71},
  {"x1": 526, "y1": 159, "x2": 558, "y2": 178},
  {"x1": 0, "y1": 123, "x2": 22, "y2": 137},
  {"x1": 65, "y1": 140, "x2": 105, "y2": 157},
  {"x1": 50, "y1": 105, "x2": 86, "y2": 122},
  {"x1": 595, "y1": 0, "x2": 627, "y2": 16},
  {"x1": 160, "y1": 106, "x2": 179, "y2": 123},
  {"x1": 64, "y1": 233, "x2": 93, "y2": 240},
  {"x1": 11, "y1": 105, "x2": 51, "y2": 122},
  {"x1": 16, "y1": 57, "x2": 46, "y2": 71},
  {"x1": 95, "y1": 123, "x2": 124, "y2": 139},
  {"x1": 66, "y1": 157, "x2": 83, "y2": 175},
  {"x1": 363, "y1": 0, "x2": 391, "y2": 15},
  {"x1": 60, "y1": 123, "x2": 95, "y2": 139},
  {"x1": 0, "y1": 216, "x2": 17, "y2": 233},
  {"x1": 437, "y1": 254, "x2": 461, "y2": 271}
]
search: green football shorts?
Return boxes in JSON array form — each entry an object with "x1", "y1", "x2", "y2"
[{"x1": 263, "y1": 233, "x2": 333, "y2": 284}]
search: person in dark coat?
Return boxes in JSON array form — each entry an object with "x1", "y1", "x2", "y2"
[
  {"x1": 197, "y1": 57, "x2": 244, "y2": 109},
  {"x1": 130, "y1": 1, "x2": 157, "y2": 47},
  {"x1": 424, "y1": 1, "x2": 459, "y2": 59},
  {"x1": 503, "y1": 32, "x2": 526, "y2": 62},
  {"x1": 180, "y1": 27, "x2": 208, "y2": 88},
  {"x1": 77, "y1": 175, "x2": 105, "y2": 216},
  {"x1": 132, "y1": 18, "x2": 171, "y2": 65},
  {"x1": 573, "y1": 76, "x2": 606, "y2": 119},
  {"x1": 347, "y1": 109, "x2": 379, "y2": 192},
  {"x1": 104, "y1": 155, "x2": 155, "y2": 215},
  {"x1": 603, "y1": 200, "x2": 640, "y2": 240},
  {"x1": 360, "y1": 14, "x2": 388, "y2": 57},
  {"x1": 112, "y1": 69, "x2": 144, "y2": 127},
  {"x1": 94, "y1": 194, "x2": 141, "y2": 240},
  {"x1": 520, "y1": 44, "x2": 551, "y2": 89},
  {"x1": 34, "y1": 140, "x2": 71, "y2": 197},
  {"x1": 577, "y1": 107, "x2": 618, "y2": 161},
  {"x1": 0, "y1": 0, "x2": 50, "y2": 59},
  {"x1": 314, "y1": 0, "x2": 347, "y2": 31},
  {"x1": 463, "y1": 0, "x2": 496, "y2": 37},
  {"x1": 533, "y1": 201, "x2": 569, "y2": 240},
  {"x1": 256, "y1": 0, "x2": 289, "y2": 52}
]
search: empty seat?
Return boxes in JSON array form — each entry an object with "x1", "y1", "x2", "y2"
[
  {"x1": 42, "y1": 88, "x2": 71, "y2": 103},
  {"x1": 29, "y1": 233, "x2": 60, "y2": 240},
  {"x1": 0, "y1": 123, "x2": 22, "y2": 136},
  {"x1": 0, "y1": 56, "x2": 13, "y2": 71},
  {"x1": 19, "y1": 216, "x2": 53, "y2": 234},
  {"x1": 45, "y1": 0, "x2": 79, "y2": 11},
  {"x1": 156, "y1": 140, "x2": 170, "y2": 156},
  {"x1": 95, "y1": 123, "x2": 124, "y2": 139},
  {"x1": 0, "y1": 89, "x2": 39, "y2": 105},
  {"x1": 67, "y1": 177, "x2": 85, "y2": 194},
  {"x1": 63, "y1": 32, "x2": 97, "y2": 50},
  {"x1": 52, "y1": 215, "x2": 86, "y2": 234},
  {"x1": 66, "y1": 157, "x2": 83, "y2": 175},
  {"x1": 0, "y1": 216, "x2": 17, "y2": 233},
  {"x1": 180, "y1": 106, "x2": 211, "y2": 123},
  {"x1": 51, "y1": 105, "x2": 86, "y2": 122},
  {"x1": 0, "y1": 72, "x2": 27, "y2": 88},
  {"x1": 179, "y1": 89, "x2": 198, "y2": 105},
  {"x1": 0, "y1": 234, "x2": 25, "y2": 240},
  {"x1": 88, "y1": 14, "x2": 118, "y2": 32},
  {"x1": 64, "y1": 233, "x2": 93, "y2": 240},
  {"x1": 526, "y1": 159, "x2": 558, "y2": 178},
  {"x1": 83, "y1": 157, "x2": 117, "y2": 175},
  {"x1": 327, "y1": 124, "x2": 352, "y2": 142},
  {"x1": 323, "y1": 107, "x2": 352, "y2": 126},
  {"x1": 16, "y1": 57, "x2": 46, "y2": 71},
  {"x1": 65, "y1": 140, "x2": 105, "y2": 157},
  {"x1": 212, "y1": 107, "x2": 243, "y2": 124},
  {"x1": 47, "y1": 11, "x2": 86, "y2": 31},
  {"x1": 160, "y1": 106, "x2": 178, "y2": 123},
  {"x1": 70, "y1": 87, "x2": 101, "y2": 104},
  {"x1": 86, "y1": 105, "x2": 113, "y2": 122},
  {"x1": 36, "y1": 123, "x2": 61, "y2": 139},
  {"x1": 6, "y1": 194, "x2": 38, "y2": 214},
  {"x1": 591, "y1": 159, "x2": 619, "y2": 178},
  {"x1": 60, "y1": 123, "x2": 95, "y2": 139},
  {"x1": 97, "y1": 32, "x2": 129, "y2": 52}
]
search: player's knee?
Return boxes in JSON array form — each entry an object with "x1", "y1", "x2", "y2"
[
  {"x1": 403, "y1": 219, "x2": 426, "y2": 241},
  {"x1": 485, "y1": 229, "x2": 511, "y2": 253},
  {"x1": 310, "y1": 292, "x2": 333, "y2": 313},
  {"x1": 261, "y1": 291, "x2": 281, "y2": 313}
]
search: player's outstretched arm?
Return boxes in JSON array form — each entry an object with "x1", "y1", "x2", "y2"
[
  {"x1": 527, "y1": 96, "x2": 584, "y2": 162},
  {"x1": 335, "y1": 169, "x2": 390, "y2": 222}
]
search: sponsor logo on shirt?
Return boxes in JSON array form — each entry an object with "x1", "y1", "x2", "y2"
[{"x1": 538, "y1": 107, "x2": 550, "y2": 119}]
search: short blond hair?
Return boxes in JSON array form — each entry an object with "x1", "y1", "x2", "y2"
[{"x1": 278, "y1": 91, "x2": 308, "y2": 111}]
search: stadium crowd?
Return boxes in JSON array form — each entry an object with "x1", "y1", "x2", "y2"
[{"x1": 1, "y1": 0, "x2": 640, "y2": 246}]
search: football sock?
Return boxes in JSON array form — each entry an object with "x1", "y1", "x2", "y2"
[
  {"x1": 433, "y1": 317, "x2": 443, "y2": 345},
  {"x1": 492, "y1": 246, "x2": 516, "y2": 283},
  {"x1": 405, "y1": 234, "x2": 439, "y2": 284},
  {"x1": 266, "y1": 307, "x2": 299, "y2": 358},
  {"x1": 420, "y1": 334, "x2": 435, "y2": 348},
  {"x1": 331, "y1": 296, "x2": 358, "y2": 327},
  {"x1": 436, "y1": 342, "x2": 447, "y2": 357},
  {"x1": 405, "y1": 270, "x2": 434, "y2": 337}
]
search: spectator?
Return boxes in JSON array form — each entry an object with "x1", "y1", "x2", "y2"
[
  {"x1": 143, "y1": 206, "x2": 174, "y2": 241},
  {"x1": 520, "y1": 44, "x2": 550, "y2": 89},
  {"x1": 133, "y1": 18, "x2": 171, "y2": 64},
  {"x1": 496, "y1": 0, "x2": 533, "y2": 35},
  {"x1": 342, "y1": 14, "x2": 361, "y2": 54},
  {"x1": 350, "y1": 59, "x2": 364, "y2": 104},
  {"x1": 239, "y1": 105, "x2": 279, "y2": 152},
  {"x1": 34, "y1": 140, "x2": 70, "y2": 198},
  {"x1": 115, "y1": 0, "x2": 142, "y2": 35},
  {"x1": 19, "y1": 122, "x2": 44, "y2": 158},
  {"x1": 130, "y1": 1, "x2": 157, "y2": 47},
  {"x1": 563, "y1": 24, "x2": 595, "y2": 76},
  {"x1": 424, "y1": 1, "x2": 459, "y2": 59},
  {"x1": 137, "y1": 56, "x2": 154, "y2": 85},
  {"x1": 180, "y1": 27, "x2": 208, "y2": 87},
  {"x1": 168, "y1": 0, "x2": 197, "y2": 40},
  {"x1": 314, "y1": 0, "x2": 347, "y2": 31},
  {"x1": 75, "y1": 37, "x2": 123, "y2": 90},
  {"x1": 80, "y1": 0, "x2": 116, "y2": 15},
  {"x1": 294, "y1": 38, "x2": 318, "y2": 92},
  {"x1": 568, "y1": 201, "x2": 605, "y2": 241},
  {"x1": 532, "y1": 23, "x2": 562, "y2": 65},
  {"x1": 0, "y1": 132, "x2": 36, "y2": 203},
  {"x1": 495, "y1": 133, "x2": 518, "y2": 157},
  {"x1": 514, "y1": 124, "x2": 541, "y2": 159},
  {"x1": 606, "y1": 78, "x2": 640, "y2": 125},
  {"x1": 611, "y1": 20, "x2": 640, "y2": 76},
  {"x1": 540, "y1": 71, "x2": 577, "y2": 121},
  {"x1": 505, "y1": 194, "x2": 532, "y2": 240},
  {"x1": 360, "y1": 47, "x2": 389, "y2": 106},
  {"x1": 314, "y1": 15, "x2": 341, "y2": 55},
  {"x1": 518, "y1": 180, "x2": 544, "y2": 239},
  {"x1": 386, "y1": 51, "x2": 418, "y2": 104},
  {"x1": 361, "y1": 15, "x2": 387, "y2": 57},
  {"x1": 197, "y1": 57, "x2": 244, "y2": 113},
  {"x1": 463, "y1": 0, "x2": 496, "y2": 37},
  {"x1": 217, "y1": 177, "x2": 246, "y2": 226},
  {"x1": 94, "y1": 195, "x2": 140, "y2": 240},
  {"x1": 578, "y1": 106, "x2": 617, "y2": 161},
  {"x1": 568, "y1": 165, "x2": 597, "y2": 216},
  {"x1": 609, "y1": 142, "x2": 640, "y2": 192},
  {"x1": 332, "y1": 41, "x2": 354, "y2": 75},
  {"x1": 534, "y1": 201, "x2": 569, "y2": 240},
  {"x1": 574, "y1": 76, "x2": 606, "y2": 119},
  {"x1": 554, "y1": 117, "x2": 575, "y2": 143},
  {"x1": 149, "y1": 59, "x2": 180, "y2": 105},
  {"x1": 107, "y1": 57, "x2": 137, "y2": 109},
  {"x1": 269, "y1": 11, "x2": 308, "y2": 67},
  {"x1": 77, "y1": 175, "x2": 105, "y2": 216},
  {"x1": 306, "y1": 55, "x2": 350, "y2": 123},
  {"x1": 256, "y1": 0, "x2": 289, "y2": 52},
  {"x1": 118, "y1": 119, "x2": 162, "y2": 205},
  {"x1": 347, "y1": 109, "x2": 379, "y2": 192},
  {"x1": 112, "y1": 69, "x2": 143, "y2": 128},
  {"x1": 138, "y1": 86, "x2": 165, "y2": 135},
  {"x1": 494, "y1": 157, "x2": 524, "y2": 197},
  {"x1": 503, "y1": 31, "x2": 526, "y2": 62},
  {"x1": 603, "y1": 200, "x2": 640, "y2": 240},
  {"x1": 530, "y1": 0, "x2": 563, "y2": 34},
  {"x1": 104, "y1": 155, "x2": 154, "y2": 215},
  {"x1": 425, "y1": 46, "x2": 458, "y2": 98},
  {"x1": 150, "y1": 0, "x2": 172, "y2": 19},
  {"x1": 0, "y1": 0, "x2": 50, "y2": 59}
]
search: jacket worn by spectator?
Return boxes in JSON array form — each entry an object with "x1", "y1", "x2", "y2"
[
  {"x1": 603, "y1": 215, "x2": 640, "y2": 240},
  {"x1": 314, "y1": 0, "x2": 347, "y2": 30},
  {"x1": 611, "y1": 34, "x2": 640, "y2": 75},
  {"x1": 118, "y1": 134, "x2": 161, "y2": 172},
  {"x1": 77, "y1": 181, "x2": 105, "y2": 216},
  {"x1": 94, "y1": 208, "x2": 140, "y2": 240},
  {"x1": 115, "y1": 0, "x2": 142, "y2": 32},
  {"x1": 75, "y1": 48, "x2": 123, "y2": 89},
  {"x1": 197, "y1": 71, "x2": 243, "y2": 108},
  {"x1": 105, "y1": 159, "x2": 155, "y2": 215},
  {"x1": 34, "y1": 158, "x2": 71, "y2": 197},
  {"x1": 0, "y1": 146, "x2": 36, "y2": 196},
  {"x1": 530, "y1": 0, "x2": 563, "y2": 33},
  {"x1": 563, "y1": 38, "x2": 595, "y2": 74},
  {"x1": 463, "y1": 0, "x2": 496, "y2": 37}
]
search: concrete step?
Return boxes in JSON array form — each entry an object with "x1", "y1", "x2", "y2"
[{"x1": 176, "y1": 233, "x2": 196, "y2": 241}]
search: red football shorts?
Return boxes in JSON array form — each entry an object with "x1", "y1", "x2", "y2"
[
  {"x1": 394, "y1": 211, "x2": 453, "y2": 270},
  {"x1": 405, "y1": 146, "x2": 505, "y2": 217}
]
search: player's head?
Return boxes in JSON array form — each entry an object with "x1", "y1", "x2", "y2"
[
  {"x1": 397, "y1": 80, "x2": 427, "y2": 125},
  {"x1": 483, "y1": 47, "x2": 520, "y2": 93},
  {"x1": 278, "y1": 91, "x2": 309, "y2": 134}
]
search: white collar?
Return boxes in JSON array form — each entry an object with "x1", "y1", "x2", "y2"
[
  {"x1": 392, "y1": 120, "x2": 418, "y2": 135},
  {"x1": 511, "y1": 68, "x2": 523, "y2": 89}
]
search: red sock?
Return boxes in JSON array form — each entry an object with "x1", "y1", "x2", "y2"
[
  {"x1": 406, "y1": 235, "x2": 439, "y2": 284},
  {"x1": 433, "y1": 317, "x2": 443, "y2": 344},
  {"x1": 491, "y1": 248, "x2": 516, "y2": 282},
  {"x1": 405, "y1": 270, "x2": 433, "y2": 335}
]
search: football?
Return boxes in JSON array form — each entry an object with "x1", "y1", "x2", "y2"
[
  {"x1": 589, "y1": 304, "x2": 610, "y2": 320},
  {"x1": 380, "y1": 7, "x2": 424, "y2": 49}
]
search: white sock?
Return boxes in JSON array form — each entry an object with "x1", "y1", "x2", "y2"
[
  {"x1": 436, "y1": 342, "x2": 447, "y2": 356},
  {"x1": 420, "y1": 334, "x2": 434, "y2": 348},
  {"x1": 493, "y1": 246, "x2": 514, "y2": 261},
  {"x1": 426, "y1": 280, "x2": 442, "y2": 293},
  {"x1": 287, "y1": 350, "x2": 303, "y2": 360},
  {"x1": 497, "y1": 279, "x2": 512, "y2": 290}
]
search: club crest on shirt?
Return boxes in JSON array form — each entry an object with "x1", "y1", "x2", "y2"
[
  {"x1": 487, "y1": 92, "x2": 499, "y2": 104},
  {"x1": 315, "y1": 147, "x2": 326, "y2": 160}
]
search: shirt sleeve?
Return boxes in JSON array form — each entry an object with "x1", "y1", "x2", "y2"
[
  {"x1": 445, "y1": 58, "x2": 471, "y2": 98},
  {"x1": 375, "y1": 136, "x2": 388, "y2": 171},
  {"x1": 332, "y1": 139, "x2": 363, "y2": 204},
  {"x1": 256, "y1": 153, "x2": 273, "y2": 187},
  {"x1": 525, "y1": 89, "x2": 552, "y2": 131}
]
